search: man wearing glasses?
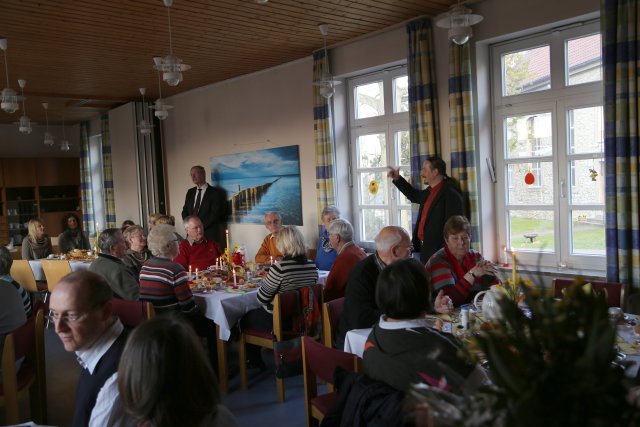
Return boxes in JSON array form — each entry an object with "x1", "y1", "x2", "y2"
[
  {"x1": 89, "y1": 228, "x2": 139, "y2": 300},
  {"x1": 255, "y1": 211, "x2": 284, "y2": 263},
  {"x1": 49, "y1": 270, "x2": 127, "y2": 427}
]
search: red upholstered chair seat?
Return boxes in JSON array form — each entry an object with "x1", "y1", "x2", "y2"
[{"x1": 311, "y1": 392, "x2": 338, "y2": 414}]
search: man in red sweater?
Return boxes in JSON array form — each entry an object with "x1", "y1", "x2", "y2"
[
  {"x1": 174, "y1": 216, "x2": 222, "y2": 271},
  {"x1": 323, "y1": 219, "x2": 367, "y2": 301}
]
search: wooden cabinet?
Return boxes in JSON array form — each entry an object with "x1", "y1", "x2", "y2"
[{"x1": 1, "y1": 158, "x2": 81, "y2": 246}]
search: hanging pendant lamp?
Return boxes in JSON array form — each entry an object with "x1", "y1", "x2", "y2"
[
  {"x1": 42, "y1": 103, "x2": 55, "y2": 146},
  {"x1": 60, "y1": 115, "x2": 71, "y2": 152},
  {"x1": 137, "y1": 88, "x2": 154, "y2": 135},
  {"x1": 0, "y1": 39, "x2": 19, "y2": 114},
  {"x1": 312, "y1": 24, "x2": 341, "y2": 99},
  {"x1": 150, "y1": 57, "x2": 173, "y2": 120},
  {"x1": 153, "y1": 0, "x2": 190, "y2": 87},
  {"x1": 14, "y1": 79, "x2": 35, "y2": 134},
  {"x1": 435, "y1": 2, "x2": 483, "y2": 45}
]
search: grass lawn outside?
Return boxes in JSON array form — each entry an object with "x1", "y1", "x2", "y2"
[{"x1": 508, "y1": 217, "x2": 605, "y2": 252}]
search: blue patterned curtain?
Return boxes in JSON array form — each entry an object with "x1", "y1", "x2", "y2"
[
  {"x1": 448, "y1": 42, "x2": 480, "y2": 250},
  {"x1": 406, "y1": 18, "x2": 440, "y2": 187},
  {"x1": 603, "y1": 0, "x2": 640, "y2": 287},
  {"x1": 101, "y1": 115, "x2": 117, "y2": 228},
  {"x1": 313, "y1": 49, "x2": 337, "y2": 224},
  {"x1": 79, "y1": 122, "x2": 95, "y2": 237}
]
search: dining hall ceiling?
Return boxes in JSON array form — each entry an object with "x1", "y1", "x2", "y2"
[{"x1": 0, "y1": 0, "x2": 462, "y2": 126}]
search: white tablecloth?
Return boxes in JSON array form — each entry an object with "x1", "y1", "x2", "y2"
[
  {"x1": 318, "y1": 270, "x2": 329, "y2": 285},
  {"x1": 344, "y1": 328, "x2": 371, "y2": 358},
  {"x1": 29, "y1": 260, "x2": 92, "y2": 281},
  {"x1": 194, "y1": 289, "x2": 262, "y2": 341}
]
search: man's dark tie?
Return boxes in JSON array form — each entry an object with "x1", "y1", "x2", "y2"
[{"x1": 194, "y1": 188, "x2": 202, "y2": 215}]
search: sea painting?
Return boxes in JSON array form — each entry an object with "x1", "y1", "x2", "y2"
[{"x1": 210, "y1": 145, "x2": 303, "y2": 225}]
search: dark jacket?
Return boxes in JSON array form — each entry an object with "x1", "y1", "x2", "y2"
[
  {"x1": 392, "y1": 176, "x2": 464, "y2": 263},
  {"x1": 181, "y1": 184, "x2": 229, "y2": 247}
]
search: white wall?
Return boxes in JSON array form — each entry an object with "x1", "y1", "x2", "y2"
[
  {"x1": 107, "y1": 0, "x2": 600, "y2": 260},
  {"x1": 0, "y1": 123, "x2": 80, "y2": 157}
]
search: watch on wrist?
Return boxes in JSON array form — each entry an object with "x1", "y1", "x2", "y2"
[{"x1": 470, "y1": 271, "x2": 478, "y2": 279}]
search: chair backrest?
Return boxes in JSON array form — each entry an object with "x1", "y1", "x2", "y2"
[
  {"x1": 1, "y1": 307, "x2": 46, "y2": 424},
  {"x1": 273, "y1": 284, "x2": 323, "y2": 341},
  {"x1": 552, "y1": 278, "x2": 627, "y2": 308},
  {"x1": 302, "y1": 335, "x2": 359, "y2": 385},
  {"x1": 51, "y1": 236, "x2": 59, "y2": 253},
  {"x1": 322, "y1": 297, "x2": 344, "y2": 348},
  {"x1": 40, "y1": 259, "x2": 72, "y2": 292},
  {"x1": 111, "y1": 298, "x2": 155, "y2": 328},
  {"x1": 9, "y1": 260, "x2": 40, "y2": 293}
]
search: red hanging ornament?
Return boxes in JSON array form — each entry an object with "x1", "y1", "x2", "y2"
[{"x1": 524, "y1": 170, "x2": 535, "y2": 185}]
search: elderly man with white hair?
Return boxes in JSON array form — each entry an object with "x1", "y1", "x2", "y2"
[
  {"x1": 335, "y1": 226, "x2": 453, "y2": 349},
  {"x1": 323, "y1": 219, "x2": 367, "y2": 302}
]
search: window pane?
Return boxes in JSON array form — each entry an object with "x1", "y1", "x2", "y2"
[
  {"x1": 570, "y1": 159, "x2": 604, "y2": 204},
  {"x1": 502, "y1": 45, "x2": 550, "y2": 96},
  {"x1": 393, "y1": 76, "x2": 408, "y2": 113},
  {"x1": 571, "y1": 210, "x2": 605, "y2": 255},
  {"x1": 396, "y1": 130, "x2": 410, "y2": 166},
  {"x1": 507, "y1": 162, "x2": 554, "y2": 204},
  {"x1": 355, "y1": 81, "x2": 384, "y2": 119},
  {"x1": 361, "y1": 209, "x2": 388, "y2": 241},
  {"x1": 566, "y1": 34, "x2": 602, "y2": 86},
  {"x1": 359, "y1": 171, "x2": 387, "y2": 205},
  {"x1": 357, "y1": 134, "x2": 387, "y2": 168},
  {"x1": 508, "y1": 209, "x2": 555, "y2": 252},
  {"x1": 398, "y1": 208, "x2": 412, "y2": 236},
  {"x1": 504, "y1": 113, "x2": 552, "y2": 159},
  {"x1": 568, "y1": 106, "x2": 603, "y2": 154}
]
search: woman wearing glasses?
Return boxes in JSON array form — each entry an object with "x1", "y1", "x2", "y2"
[
  {"x1": 314, "y1": 206, "x2": 340, "y2": 271},
  {"x1": 426, "y1": 216, "x2": 498, "y2": 307}
]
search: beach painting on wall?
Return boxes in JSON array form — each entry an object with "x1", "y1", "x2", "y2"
[{"x1": 210, "y1": 145, "x2": 303, "y2": 225}]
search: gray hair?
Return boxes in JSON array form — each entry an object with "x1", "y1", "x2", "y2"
[
  {"x1": 321, "y1": 206, "x2": 340, "y2": 220},
  {"x1": 275, "y1": 226, "x2": 306, "y2": 257},
  {"x1": 375, "y1": 226, "x2": 408, "y2": 253},
  {"x1": 0, "y1": 246, "x2": 13, "y2": 275},
  {"x1": 99, "y1": 228, "x2": 123, "y2": 253},
  {"x1": 148, "y1": 224, "x2": 178, "y2": 258},
  {"x1": 327, "y1": 219, "x2": 353, "y2": 243},
  {"x1": 183, "y1": 215, "x2": 202, "y2": 231},
  {"x1": 264, "y1": 211, "x2": 282, "y2": 222}
]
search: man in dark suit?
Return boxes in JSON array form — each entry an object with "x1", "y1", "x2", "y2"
[
  {"x1": 181, "y1": 165, "x2": 229, "y2": 249},
  {"x1": 388, "y1": 157, "x2": 464, "y2": 263}
]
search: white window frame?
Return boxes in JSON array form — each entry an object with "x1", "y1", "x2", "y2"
[
  {"x1": 347, "y1": 67, "x2": 410, "y2": 249},
  {"x1": 492, "y1": 21, "x2": 604, "y2": 271}
]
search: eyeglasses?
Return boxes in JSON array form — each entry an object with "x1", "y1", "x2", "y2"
[{"x1": 45, "y1": 311, "x2": 89, "y2": 324}]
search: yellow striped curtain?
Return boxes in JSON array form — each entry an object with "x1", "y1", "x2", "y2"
[
  {"x1": 101, "y1": 115, "x2": 117, "y2": 228},
  {"x1": 313, "y1": 49, "x2": 336, "y2": 224},
  {"x1": 79, "y1": 122, "x2": 95, "y2": 237},
  {"x1": 448, "y1": 42, "x2": 481, "y2": 249}
]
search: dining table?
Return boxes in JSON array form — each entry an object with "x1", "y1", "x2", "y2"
[{"x1": 192, "y1": 269, "x2": 330, "y2": 393}]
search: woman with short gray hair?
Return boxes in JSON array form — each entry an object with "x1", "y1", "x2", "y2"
[
  {"x1": 122, "y1": 225, "x2": 153, "y2": 277},
  {"x1": 315, "y1": 206, "x2": 340, "y2": 271}
]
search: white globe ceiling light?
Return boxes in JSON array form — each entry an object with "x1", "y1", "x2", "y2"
[
  {"x1": 153, "y1": 0, "x2": 190, "y2": 87},
  {"x1": 14, "y1": 79, "x2": 35, "y2": 134},
  {"x1": 137, "y1": 88, "x2": 154, "y2": 135},
  {"x1": 42, "y1": 102, "x2": 55, "y2": 146},
  {"x1": 312, "y1": 24, "x2": 342, "y2": 99},
  {"x1": 150, "y1": 57, "x2": 174, "y2": 120},
  {"x1": 435, "y1": 3, "x2": 483, "y2": 45},
  {"x1": 0, "y1": 39, "x2": 19, "y2": 114}
]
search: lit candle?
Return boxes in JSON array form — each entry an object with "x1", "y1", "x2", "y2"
[
  {"x1": 233, "y1": 269, "x2": 237, "y2": 286},
  {"x1": 270, "y1": 255, "x2": 273, "y2": 265},
  {"x1": 216, "y1": 258, "x2": 219, "y2": 269},
  {"x1": 503, "y1": 246, "x2": 508, "y2": 266},
  {"x1": 195, "y1": 268, "x2": 199, "y2": 280},
  {"x1": 226, "y1": 229, "x2": 230, "y2": 253},
  {"x1": 511, "y1": 248, "x2": 517, "y2": 283},
  {"x1": 189, "y1": 265, "x2": 192, "y2": 280}
]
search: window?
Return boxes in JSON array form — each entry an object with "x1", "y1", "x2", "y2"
[
  {"x1": 492, "y1": 21, "x2": 604, "y2": 270},
  {"x1": 89, "y1": 134, "x2": 105, "y2": 231},
  {"x1": 348, "y1": 68, "x2": 410, "y2": 247}
]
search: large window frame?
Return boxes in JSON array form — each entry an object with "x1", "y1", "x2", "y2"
[
  {"x1": 347, "y1": 67, "x2": 410, "y2": 249},
  {"x1": 492, "y1": 21, "x2": 604, "y2": 271}
]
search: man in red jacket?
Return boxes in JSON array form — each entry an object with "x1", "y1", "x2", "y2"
[
  {"x1": 323, "y1": 219, "x2": 367, "y2": 302},
  {"x1": 174, "y1": 216, "x2": 222, "y2": 271}
]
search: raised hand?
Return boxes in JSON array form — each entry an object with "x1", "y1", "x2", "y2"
[{"x1": 387, "y1": 165, "x2": 400, "y2": 180}]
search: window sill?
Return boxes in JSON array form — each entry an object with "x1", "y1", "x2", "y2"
[{"x1": 496, "y1": 264, "x2": 606, "y2": 285}]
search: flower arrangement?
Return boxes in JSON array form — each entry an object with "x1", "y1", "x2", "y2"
[{"x1": 495, "y1": 276, "x2": 533, "y2": 304}]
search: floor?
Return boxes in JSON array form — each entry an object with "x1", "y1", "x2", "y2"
[{"x1": 1, "y1": 328, "x2": 309, "y2": 427}]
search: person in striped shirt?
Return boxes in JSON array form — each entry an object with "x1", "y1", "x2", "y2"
[
  {"x1": 139, "y1": 224, "x2": 218, "y2": 371},
  {"x1": 242, "y1": 225, "x2": 318, "y2": 368},
  {"x1": 426, "y1": 216, "x2": 498, "y2": 307}
]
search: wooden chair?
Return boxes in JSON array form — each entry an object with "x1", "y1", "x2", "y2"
[
  {"x1": 238, "y1": 284, "x2": 323, "y2": 402},
  {"x1": 552, "y1": 278, "x2": 628, "y2": 308},
  {"x1": 10, "y1": 260, "x2": 42, "y2": 294},
  {"x1": 111, "y1": 298, "x2": 155, "y2": 328},
  {"x1": 0, "y1": 307, "x2": 47, "y2": 425},
  {"x1": 322, "y1": 297, "x2": 344, "y2": 348},
  {"x1": 302, "y1": 336, "x2": 360, "y2": 427},
  {"x1": 40, "y1": 259, "x2": 72, "y2": 293}
]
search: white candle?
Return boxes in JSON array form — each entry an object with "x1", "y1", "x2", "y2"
[
  {"x1": 233, "y1": 270, "x2": 237, "y2": 286},
  {"x1": 270, "y1": 255, "x2": 273, "y2": 265},
  {"x1": 511, "y1": 248, "x2": 516, "y2": 283},
  {"x1": 195, "y1": 268, "x2": 199, "y2": 280},
  {"x1": 226, "y1": 229, "x2": 230, "y2": 252},
  {"x1": 189, "y1": 265, "x2": 192, "y2": 280},
  {"x1": 503, "y1": 246, "x2": 508, "y2": 266}
]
